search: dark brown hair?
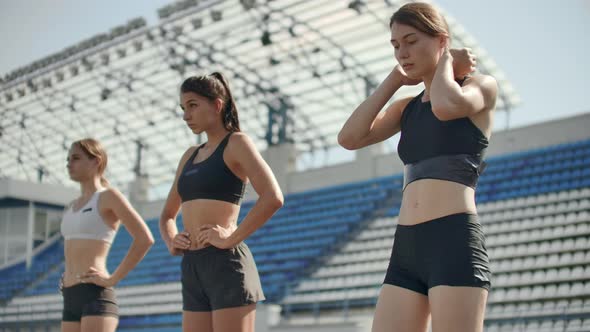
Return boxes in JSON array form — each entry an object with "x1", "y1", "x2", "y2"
[{"x1": 180, "y1": 72, "x2": 240, "y2": 132}]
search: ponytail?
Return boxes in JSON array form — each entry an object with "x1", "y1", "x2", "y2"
[{"x1": 210, "y1": 72, "x2": 240, "y2": 132}]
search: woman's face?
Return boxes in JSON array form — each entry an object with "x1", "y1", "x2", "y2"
[
  {"x1": 390, "y1": 22, "x2": 445, "y2": 79},
  {"x1": 180, "y1": 92, "x2": 221, "y2": 134},
  {"x1": 66, "y1": 144, "x2": 98, "y2": 182}
]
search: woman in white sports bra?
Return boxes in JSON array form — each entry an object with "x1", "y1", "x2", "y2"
[{"x1": 60, "y1": 138, "x2": 154, "y2": 332}]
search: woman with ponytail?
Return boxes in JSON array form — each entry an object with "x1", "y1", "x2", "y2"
[
  {"x1": 60, "y1": 138, "x2": 154, "y2": 332},
  {"x1": 160, "y1": 72, "x2": 283, "y2": 332}
]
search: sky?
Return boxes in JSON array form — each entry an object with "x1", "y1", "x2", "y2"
[{"x1": 1, "y1": 0, "x2": 589, "y2": 131}]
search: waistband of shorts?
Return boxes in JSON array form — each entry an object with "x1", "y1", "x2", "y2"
[
  {"x1": 184, "y1": 245, "x2": 222, "y2": 256},
  {"x1": 184, "y1": 242, "x2": 246, "y2": 256},
  {"x1": 396, "y1": 212, "x2": 479, "y2": 231},
  {"x1": 62, "y1": 282, "x2": 110, "y2": 292}
]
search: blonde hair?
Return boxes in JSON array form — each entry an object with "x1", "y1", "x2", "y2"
[{"x1": 72, "y1": 138, "x2": 109, "y2": 186}]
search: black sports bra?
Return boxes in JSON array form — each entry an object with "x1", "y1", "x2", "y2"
[
  {"x1": 397, "y1": 89, "x2": 489, "y2": 190},
  {"x1": 177, "y1": 133, "x2": 245, "y2": 205}
]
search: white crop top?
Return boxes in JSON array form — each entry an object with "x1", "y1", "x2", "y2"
[{"x1": 60, "y1": 189, "x2": 117, "y2": 244}]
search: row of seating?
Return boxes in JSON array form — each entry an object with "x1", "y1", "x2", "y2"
[
  {"x1": 281, "y1": 185, "x2": 590, "y2": 327},
  {"x1": 17, "y1": 172, "x2": 396, "y2": 303},
  {"x1": 2, "y1": 138, "x2": 589, "y2": 330},
  {"x1": 0, "y1": 240, "x2": 63, "y2": 302},
  {"x1": 486, "y1": 317, "x2": 590, "y2": 332}
]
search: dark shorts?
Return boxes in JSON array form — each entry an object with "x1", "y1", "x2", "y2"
[
  {"x1": 384, "y1": 213, "x2": 491, "y2": 295},
  {"x1": 181, "y1": 242, "x2": 265, "y2": 312},
  {"x1": 62, "y1": 283, "x2": 119, "y2": 321}
]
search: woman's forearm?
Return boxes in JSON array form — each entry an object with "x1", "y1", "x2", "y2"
[
  {"x1": 226, "y1": 194, "x2": 283, "y2": 246},
  {"x1": 338, "y1": 72, "x2": 403, "y2": 146},
  {"x1": 159, "y1": 215, "x2": 179, "y2": 251},
  {"x1": 110, "y1": 236, "x2": 154, "y2": 284},
  {"x1": 431, "y1": 52, "x2": 464, "y2": 118}
]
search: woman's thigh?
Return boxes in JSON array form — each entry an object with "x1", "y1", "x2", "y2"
[
  {"x1": 429, "y1": 286, "x2": 488, "y2": 332},
  {"x1": 212, "y1": 304, "x2": 256, "y2": 332},
  {"x1": 372, "y1": 284, "x2": 430, "y2": 332}
]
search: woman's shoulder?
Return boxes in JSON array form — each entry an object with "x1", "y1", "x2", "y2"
[
  {"x1": 227, "y1": 131, "x2": 252, "y2": 146},
  {"x1": 99, "y1": 187, "x2": 125, "y2": 204},
  {"x1": 186, "y1": 144, "x2": 201, "y2": 154},
  {"x1": 226, "y1": 132, "x2": 258, "y2": 157},
  {"x1": 178, "y1": 145, "x2": 201, "y2": 163}
]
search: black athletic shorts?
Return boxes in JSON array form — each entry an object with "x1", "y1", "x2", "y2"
[
  {"x1": 62, "y1": 283, "x2": 118, "y2": 321},
  {"x1": 384, "y1": 213, "x2": 491, "y2": 295},
  {"x1": 181, "y1": 242, "x2": 265, "y2": 311}
]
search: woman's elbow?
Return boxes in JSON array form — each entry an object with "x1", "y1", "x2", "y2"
[
  {"x1": 265, "y1": 192, "x2": 284, "y2": 210},
  {"x1": 337, "y1": 132, "x2": 350, "y2": 149},
  {"x1": 138, "y1": 232, "x2": 155, "y2": 247},
  {"x1": 273, "y1": 193, "x2": 284, "y2": 209},
  {"x1": 145, "y1": 233, "x2": 156, "y2": 247},
  {"x1": 337, "y1": 132, "x2": 359, "y2": 150}
]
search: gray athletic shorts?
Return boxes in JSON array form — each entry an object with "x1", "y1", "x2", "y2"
[{"x1": 181, "y1": 242, "x2": 265, "y2": 311}]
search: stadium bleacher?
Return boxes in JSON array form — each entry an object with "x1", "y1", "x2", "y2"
[{"x1": 1, "y1": 138, "x2": 589, "y2": 331}]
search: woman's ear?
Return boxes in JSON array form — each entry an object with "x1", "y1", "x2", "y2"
[{"x1": 214, "y1": 98, "x2": 224, "y2": 114}]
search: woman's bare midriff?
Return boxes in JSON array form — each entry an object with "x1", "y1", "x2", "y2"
[
  {"x1": 181, "y1": 199, "x2": 241, "y2": 250},
  {"x1": 63, "y1": 239, "x2": 111, "y2": 287},
  {"x1": 399, "y1": 178, "x2": 478, "y2": 226}
]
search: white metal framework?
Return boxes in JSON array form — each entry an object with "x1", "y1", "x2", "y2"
[{"x1": 0, "y1": 0, "x2": 519, "y2": 191}]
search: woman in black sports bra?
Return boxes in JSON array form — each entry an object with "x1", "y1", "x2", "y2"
[
  {"x1": 338, "y1": 3, "x2": 497, "y2": 332},
  {"x1": 159, "y1": 72, "x2": 284, "y2": 332}
]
